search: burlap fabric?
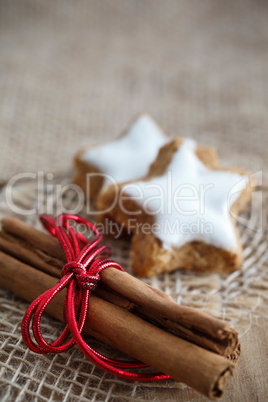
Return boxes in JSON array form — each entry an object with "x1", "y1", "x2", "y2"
[{"x1": 0, "y1": 1, "x2": 267, "y2": 401}]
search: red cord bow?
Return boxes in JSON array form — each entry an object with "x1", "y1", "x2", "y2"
[{"x1": 21, "y1": 214, "x2": 171, "y2": 382}]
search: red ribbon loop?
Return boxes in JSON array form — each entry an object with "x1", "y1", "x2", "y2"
[{"x1": 21, "y1": 214, "x2": 171, "y2": 382}]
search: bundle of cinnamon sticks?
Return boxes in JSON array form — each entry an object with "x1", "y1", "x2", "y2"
[{"x1": 0, "y1": 217, "x2": 241, "y2": 399}]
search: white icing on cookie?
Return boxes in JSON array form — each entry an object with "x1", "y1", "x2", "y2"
[
  {"x1": 181, "y1": 137, "x2": 196, "y2": 151},
  {"x1": 81, "y1": 115, "x2": 168, "y2": 185},
  {"x1": 123, "y1": 138, "x2": 248, "y2": 252}
]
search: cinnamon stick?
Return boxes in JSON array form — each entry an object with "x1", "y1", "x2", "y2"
[
  {"x1": 0, "y1": 251, "x2": 233, "y2": 399},
  {"x1": 0, "y1": 217, "x2": 240, "y2": 360}
]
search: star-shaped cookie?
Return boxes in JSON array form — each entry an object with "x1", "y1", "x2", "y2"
[
  {"x1": 74, "y1": 114, "x2": 169, "y2": 203},
  {"x1": 98, "y1": 138, "x2": 252, "y2": 276}
]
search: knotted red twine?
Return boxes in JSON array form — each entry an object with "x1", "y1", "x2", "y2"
[{"x1": 21, "y1": 214, "x2": 171, "y2": 381}]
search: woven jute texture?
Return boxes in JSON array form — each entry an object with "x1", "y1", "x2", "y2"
[
  {"x1": 0, "y1": 1, "x2": 268, "y2": 401},
  {"x1": 0, "y1": 0, "x2": 268, "y2": 184}
]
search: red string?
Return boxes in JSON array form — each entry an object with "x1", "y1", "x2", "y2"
[{"x1": 21, "y1": 214, "x2": 171, "y2": 382}]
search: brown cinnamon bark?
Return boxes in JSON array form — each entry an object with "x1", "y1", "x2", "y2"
[
  {"x1": 0, "y1": 217, "x2": 240, "y2": 361},
  {"x1": 0, "y1": 251, "x2": 233, "y2": 399}
]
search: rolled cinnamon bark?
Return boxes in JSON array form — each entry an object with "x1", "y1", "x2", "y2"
[
  {"x1": 0, "y1": 217, "x2": 240, "y2": 360},
  {"x1": 0, "y1": 251, "x2": 233, "y2": 399}
]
